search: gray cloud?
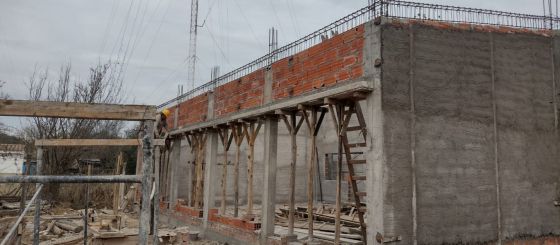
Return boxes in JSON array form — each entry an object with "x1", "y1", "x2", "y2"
[{"x1": 0, "y1": 0, "x2": 548, "y2": 130}]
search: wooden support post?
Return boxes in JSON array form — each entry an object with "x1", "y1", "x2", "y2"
[
  {"x1": 139, "y1": 121, "x2": 155, "y2": 245},
  {"x1": 33, "y1": 147, "x2": 43, "y2": 245},
  {"x1": 185, "y1": 134, "x2": 196, "y2": 206},
  {"x1": 17, "y1": 153, "x2": 31, "y2": 245},
  {"x1": 193, "y1": 132, "x2": 208, "y2": 209},
  {"x1": 113, "y1": 152, "x2": 124, "y2": 215},
  {"x1": 300, "y1": 105, "x2": 326, "y2": 242},
  {"x1": 327, "y1": 101, "x2": 344, "y2": 245},
  {"x1": 84, "y1": 163, "x2": 92, "y2": 245},
  {"x1": 278, "y1": 110, "x2": 304, "y2": 237},
  {"x1": 243, "y1": 120, "x2": 262, "y2": 217},
  {"x1": 231, "y1": 123, "x2": 245, "y2": 217},
  {"x1": 218, "y1": 127, "x2": 234, "y2": 215},
  {"x1": 162, "y1": 149, "x2": 171, "y2": 203},
  {"x1": 153, "y1": 146, "x2": 161, "y2": 245}
]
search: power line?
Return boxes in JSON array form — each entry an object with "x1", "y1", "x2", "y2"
[
  {"x1": 130, "y1": 0, "x2": 173, "y2": 85},
  {"x1": 205, "y1": 25, "x2": 232, "y2": 66},
  {"x1": 107, "y1": 0, "x2": 136, "y2": 81},
  {"x1": 233, "y1": 1, "x2": 266, "y2": 50},
  {"x1": 114, "y1": 0, "x2": 150, "y2": 83},
  {"x1": 98, "y1": 0, "x2": 119, "y2": 55},
  {"x1": 285, "y1": 0, "x2": 301, "y2": 37},
  {"x1": 268, "y1": 0, "x2": 286, "y2": 36},
  {"x1": 119, "y1": 0, "x2": 163, "y2": 83}
]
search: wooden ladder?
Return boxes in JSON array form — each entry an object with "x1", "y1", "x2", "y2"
[{"x1": 330, "y1": 99, "x2": 368, "y2": 243}]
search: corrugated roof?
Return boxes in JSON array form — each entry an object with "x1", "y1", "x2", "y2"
[{"x1": 0, "y1": 144, "x2": 25, "y2": 152}]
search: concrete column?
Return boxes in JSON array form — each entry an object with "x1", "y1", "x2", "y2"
[
  {"x1": 169, "y1": 139, "x2": 181, "y2": 208},
  {"x1": 202, "y1": 130, "x2": 219, "y2": 231},
  {"x1": 207, "y1": 92, "x2": 215, "y2": 120},
  {"x1": 364, "y1": 20, "x2": 384, "y2": 245},
  {"x1": 263, "y1": 70, "x2": 273, "y2": 104},
  {"x1": 173, "y1": 104, "x2": 179, "y2": 128},
  {"x1": 260, "y1": 117, "x2": 278, "y2": 245}
]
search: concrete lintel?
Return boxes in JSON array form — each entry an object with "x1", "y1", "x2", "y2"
[{"x1": 169, "y1": 80, "x2": 372, "y2": 136}]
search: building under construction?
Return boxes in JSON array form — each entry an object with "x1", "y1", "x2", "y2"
[{"x1": 1, "y1": 0, "x2": 560, "y2": 245}]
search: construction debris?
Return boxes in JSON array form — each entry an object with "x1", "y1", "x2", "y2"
[{"x1": 274, "y1": 203, "x2": 365, "y2": 244}]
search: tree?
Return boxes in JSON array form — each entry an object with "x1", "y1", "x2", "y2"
[
  {"x1": 21, "y1": 62, "x2": 127, "y2": 200},
  {"x1": 0, "y1": 80, "x2": 8, "y2": 135}
]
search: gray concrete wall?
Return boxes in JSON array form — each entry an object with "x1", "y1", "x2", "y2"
[
  {"x1": 380, "y1": 21, "x2": 560, "y2": 244},
  {"x1": 168, "y1": 123, "x2": 312, "y2": 209},
  {"x1": 495, "y1": 32, "x2": 560, "y2": 239}
]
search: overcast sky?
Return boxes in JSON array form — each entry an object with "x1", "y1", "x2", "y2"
[{"x1": 0, "y1": 0, "x2": 550, "y2": 131}]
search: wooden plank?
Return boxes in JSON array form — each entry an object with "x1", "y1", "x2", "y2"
[
  {"x1": 169, "y1": 80, "x2": 372, "y2": 135},
  {"x1": 0, "y1": 99, "x2": 156, "y2": 120},
  {"x1": 35, "y1": 139, "x2": 141, "y2": 147}
]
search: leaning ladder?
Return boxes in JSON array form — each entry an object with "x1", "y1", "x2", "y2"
[{"x1": 328, "y1": 99, "x2": 368, "y2": 243}]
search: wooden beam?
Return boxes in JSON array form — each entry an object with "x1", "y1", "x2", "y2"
[
  {"x1": 35, "y1": 139, "x2": 141, "y2": 147},
  {"x1": 170, "y1": 80, "x2": 372, "y2": 135},
  {"x1": 0, "y1": 99, "x2": 156, "y2": 121}
]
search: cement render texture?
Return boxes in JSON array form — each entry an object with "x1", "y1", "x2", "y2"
[
  {"x1": 380, "y1": 23, "x2": 414, "y2": 244},
  {"x1": 380, "y1": 21, "x2": 560, "y2": 244},
  {"x1": 494, "y1": 33, "x2": 560, "y2": 239}
]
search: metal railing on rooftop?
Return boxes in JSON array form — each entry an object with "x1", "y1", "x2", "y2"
[{"x1": 158, "y1": 0, "x2": 560, "y2": 109}]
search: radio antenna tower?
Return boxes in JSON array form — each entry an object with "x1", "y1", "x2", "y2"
[{"x1": 187, "y1": 0, "x2": 199, "y2": 90}]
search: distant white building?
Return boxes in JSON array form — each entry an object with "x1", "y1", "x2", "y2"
[{"x1": 0, "y1": 144, "x2": 24, "y2": 175}]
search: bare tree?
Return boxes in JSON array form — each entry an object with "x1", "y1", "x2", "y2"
[
  {"x1": 21, "y1": 62, "x2": 126, "y2": 200},
  {"x1": 0, "y1": 80, "x2": 8, "y2": 133}
]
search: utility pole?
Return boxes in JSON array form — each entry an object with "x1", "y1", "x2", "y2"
[{"x1": 187, "y1": 0, "x2": 199, "y2": 90}]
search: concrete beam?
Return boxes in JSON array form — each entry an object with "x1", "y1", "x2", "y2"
[
  {"x1": 260, "y1": 117, "x2": 278, "y2": 245},
  {"x1": 0, "y1": 99, "x2": 156, "y2": 121},
  {"x1": 169, "y1": 80, "x2": 372, "y2": 135}
]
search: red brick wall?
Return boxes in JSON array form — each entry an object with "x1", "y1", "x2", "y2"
[
  {"x1": 214, "y1": 69, "x2": 265, "y2": 117},
  {"x1": 272, "y1": 25, "x2": 364, "y2": 100},
  {"x1": 167, "y1": 93, "x2": 209, "y2": 129},
  {"x1": 166, "y1": 24, "x2": 365, "y2": 129}
]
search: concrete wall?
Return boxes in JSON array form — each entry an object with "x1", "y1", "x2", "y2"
[
  {"x1": 380, "y1": 19, "x2": 560, "y2": 244},
  {"x1": 163, "y1": 17, "x2": 560, "y2": 245}
]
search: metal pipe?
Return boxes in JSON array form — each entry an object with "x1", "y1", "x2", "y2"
[
  {"x1": 0, "y1": 175, "x2": 142, "y2": 183},
  {"x1": 1, "y1": 185, "x2": 44, "y2": 245}
]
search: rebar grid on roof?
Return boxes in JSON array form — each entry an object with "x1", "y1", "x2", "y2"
[{"x1": 158, "y1": 0, "x2": 560, "y2": 109}]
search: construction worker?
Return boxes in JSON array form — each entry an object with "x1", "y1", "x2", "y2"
[{"x1": 154, "y1": 108, "x2": 171, "y2": 139}]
